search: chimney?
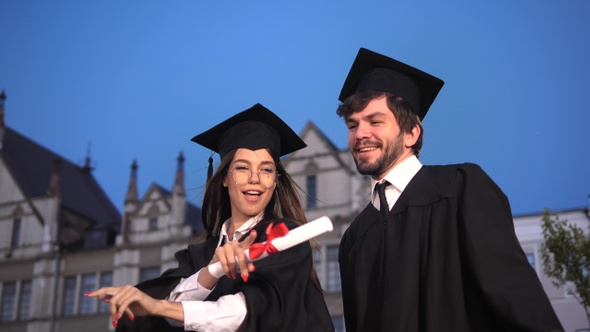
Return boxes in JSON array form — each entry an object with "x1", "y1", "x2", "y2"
[
  {"x1": 82, "y1": 141, "x2": 94, "y2": 172},
  {"x1": 124, "y1": 159, "x2": 139, "y2": 204},
  {"x1": 42, "y1": 158, "x2": 61, "y2": 252},
  {"x1": 121, "y1": 160, "x2": 139, "y2": 244},
  {"x1": 47, "y1": 159, "x2": 62, "y2": 198},
  {"x1": 173, "y1": 151, "x2": 185, "y2": 197},
  {"x1": 170, "y1": 152, "x2": 186, "y2": 232}
]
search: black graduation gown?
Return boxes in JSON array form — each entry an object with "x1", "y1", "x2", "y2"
[
  {"x1": 339, "y1": 163, "x2": 563, "y2": 332},
  {"x1": 117, "y1": 218, "x2": 334, "y2": 332}
]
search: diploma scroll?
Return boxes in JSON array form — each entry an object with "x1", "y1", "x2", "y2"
[{"x1": 207, "y1": 216, "x2": 333, "y2": 278}]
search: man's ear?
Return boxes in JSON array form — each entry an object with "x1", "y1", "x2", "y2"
[{"x1": 404, "y1": 124, "x2": 421, "y2": 148}]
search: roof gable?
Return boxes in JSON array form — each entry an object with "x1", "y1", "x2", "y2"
[
  {"x1": 284, "y1": 121, "x2": 353, "y2": 175},
  {"x1": 138, "y1": 182, "x2": 204, "y2": 235},
  {"x1": 300, "y1": 121, "x2": 340, "y2": 155},
  {"x1": 0, "y1": 127, "x2": 121, "y2": 228}
]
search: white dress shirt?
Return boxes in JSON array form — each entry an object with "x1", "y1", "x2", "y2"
[
  {"x1": 371, "y1": 155, "x2": 423, "y2": 211},
  {"x1": 167, "y1": 213, "x2": 263, "y2": 331}
]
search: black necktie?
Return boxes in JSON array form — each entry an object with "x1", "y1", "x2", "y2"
[{"x1": 375, "y1": 181, "x2": 390, "y2": 218}]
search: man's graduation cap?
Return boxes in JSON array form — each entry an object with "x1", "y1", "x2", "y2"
[
  {"x1": 338, "y1": 47, "x2": 444, "y2": 120},
  {"x1": 191, "y1": 103, "x2": 307, "y2": 179}
]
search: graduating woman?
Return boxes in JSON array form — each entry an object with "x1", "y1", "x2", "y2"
[{"x1": 88, "y1": 104, "x2": 334, "y2": 332}]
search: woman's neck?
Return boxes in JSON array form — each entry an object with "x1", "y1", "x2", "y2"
[
  {"x1": 226, "y1": 212, "x2": 264, "y2": 241},
  {"x1": 227, "y1": 219, "x2": 246, "y2": 241}
]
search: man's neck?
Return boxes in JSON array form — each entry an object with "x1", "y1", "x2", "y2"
[{"x1": 374, "y1": 152, "x2": 415, "y2": 181}]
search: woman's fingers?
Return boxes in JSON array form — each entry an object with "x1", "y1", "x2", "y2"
[
  {"x1": 235, "y1": 243, "x2": 249, "y2": 282},
  {"x1": 116, "y1": 289, "x2": 151, "y2": 317},
  {"x1": 215, "y1": 230, "x2": 258, "y2": 282},
  {"x1": 110, "y1": 285, "x2": 136, "y2": 319},
  {"x1": 86, "y1": 286, "x2": 121, "y2": 299},
  {"x1": 85, "y1": 285, "x2": 156, "y2": 327},
  {"x1": 86, "y1": 285, "x2": 127, "y2": 318},
  {"x1": 89, "y1": 286, "x2": 138, "y2": 318},
  {"x1": 215, "y1": 243, "x2": 236, "y2": 279},
  {"x1": 241, "y1": 230, "x2": 257, "y2": 249},
  {"x1": 238, "y1": 231, "x2": 257, "y2": 282}
]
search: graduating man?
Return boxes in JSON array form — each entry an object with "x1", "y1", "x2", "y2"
[{"x1": 336, "y1": 47, "x2": 563, "y2": 331}]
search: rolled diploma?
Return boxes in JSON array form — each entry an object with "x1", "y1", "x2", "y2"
[{"x1": 207, "y1": 216, "x2": 333, "y2": 278}]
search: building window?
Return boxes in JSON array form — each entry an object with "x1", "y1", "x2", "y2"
[
  {"x1": 62, "y1": 276, "x2": 77, "y2": 316},
  {"x1": 17, "y1": 280, "x2": 32, "y2": 320},
  {"x1": 149, "y1": 217, "x2": 158, "y2": 231},
  {"x1": 526, "y1": 253, "x2": 535, "y2": 270},
  {"x1": 0, "y1": 280, "x2": 32, "y2": 322},
  {"x1": 326, "y1": 246, "x2": 341, "y2": 292},
  {"x1": 331, "y1": 315, "x2": 345, "y2": 332},
  {"x1": 84, "y1": 230, "x2": 106, "y2": 250},
  {"x1": 79, "y1": 273, "x2": 97, "y2": 315},
  {"x1": 313, "y1": 250, "x2": 324, "y2": 287},
  {"x1": 148, "y1": 206, "x2": 159, "y2": 231},
  {"x1": 139, "y1": 266, "x2": 160, "y2": 283},
  {"x1": 0, "y1": 281, "x2": 17, "y2": 322},
  {"x1": 98, "y1": 272, "x2": 113, "y2": 313},
  {"x1": 61, "y1": 272, "x2": 114, "y2": 316},
  {"x1": 306, "y1": 175, "x2": 317, "y2": 209},
  {"x1": 11, "y1": 219, "x2": 21, "y2": 248}
]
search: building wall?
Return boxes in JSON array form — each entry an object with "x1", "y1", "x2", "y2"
[
  {"x1": 0, "y1": 140, "x2": 196, "y2": 331},
  {"x1": 282, "y1": 124, "x2": 367, "y2": 329},
  {"x1": 0, "y1": 158, "x2": 46, "y2": 259},
  {"x1": 514, "y1": 210, "x2": 590, "y2": 332}
]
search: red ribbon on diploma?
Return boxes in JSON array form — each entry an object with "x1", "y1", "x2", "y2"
[{"x1": 249, "y1": 222, "x2": 289, "y2": 259}]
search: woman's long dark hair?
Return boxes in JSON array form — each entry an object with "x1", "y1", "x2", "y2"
[{"x1": 200, "y1": 148, "x2": 322, "y2": 289}]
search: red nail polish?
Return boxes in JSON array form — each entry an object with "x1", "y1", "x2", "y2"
[
  {"x1": 232, "y1": 274, "x2": 237, "y2": 279},
  {"x1": 116, "y1": 313, "x2": 121, "y2": 320},
  {"x1": 84, "y1": 292, "x2": 91, "y2": 296},
  {"x1": 112, "y1": 319, "x2": 117, "y2": 328},
  {"x1": 128, "y1": 314, "x2": 135, "y2": 321},
  {"x1": 242, "y1": 272, "x2": 249, "y2": 283}
]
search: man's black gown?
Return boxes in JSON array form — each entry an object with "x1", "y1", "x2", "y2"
[
  {"x1": 117, "y1": 219, "x2": 334, "y2": 332},
  {"x1": 339, "y1": 163, "x2": 563, "y2": 332}
]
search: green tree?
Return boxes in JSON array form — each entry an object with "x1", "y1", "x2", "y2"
[{"x1": 540, "y1": 209, "x2": 590, "y2": 327}]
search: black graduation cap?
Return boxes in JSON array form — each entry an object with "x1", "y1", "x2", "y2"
[
  {"x1": 191, "y1": 103, "x2": 307, "y2": 161},
  {"x1": 338, "y1": 47, "x2": 444, "y2": 120}
]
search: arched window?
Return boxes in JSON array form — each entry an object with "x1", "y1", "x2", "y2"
[
  {"x1": 148, "y1": 206, "x2": 159, "y2": 231},
  {"x1": 304, "y1": 162, "x2": 320, "y2": 209}
]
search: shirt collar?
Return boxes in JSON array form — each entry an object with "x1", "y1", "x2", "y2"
[
  {"x1": 216, "y1": 212, "x2": 264, "y2": 248},
  {"x1": 371, "y1": 155, "x2": 423, "y2": 197}
]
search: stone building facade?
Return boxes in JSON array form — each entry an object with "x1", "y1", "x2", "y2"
[{"x1": 0, "y1": 91, "x2": 202, "y2": 332}]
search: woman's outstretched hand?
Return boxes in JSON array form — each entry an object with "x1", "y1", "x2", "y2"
[
  {"x1": 86, "y1": 285, "x2": 183, "y2": 328},
  {"x1": 198, "y1": 230, "x2": 257, "y2": 288}
]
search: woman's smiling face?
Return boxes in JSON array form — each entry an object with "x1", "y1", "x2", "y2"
[{"x1": 224, "y1": 148, "x2": 277, "y2": 224}]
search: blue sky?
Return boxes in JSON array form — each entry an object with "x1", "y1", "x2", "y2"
[{"x1": 1, "y1": 1, "x2": 589, "y2": 216}]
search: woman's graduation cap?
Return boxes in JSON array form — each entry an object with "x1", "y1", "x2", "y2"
[
  {"x1": 191, "y1": 103, "x2": 307, "y2": 180},
  {"x1": 338, "y1": 47, "x2": 445, "y2": 120}
]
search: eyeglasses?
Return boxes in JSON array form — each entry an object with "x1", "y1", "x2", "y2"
[{"x1": 228, "y1": 165, "x2": 278, "y2": 188}]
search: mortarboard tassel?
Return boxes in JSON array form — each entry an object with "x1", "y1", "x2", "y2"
[{"x1": 207, "y1": 155, "x2": 213, "y2": 182}]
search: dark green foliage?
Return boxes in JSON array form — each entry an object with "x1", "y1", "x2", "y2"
[{"x1": 540, "y1": 209, "x2": 590, "y2": 326}]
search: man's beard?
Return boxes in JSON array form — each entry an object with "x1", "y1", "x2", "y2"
[{"x1": 352, "y1": 134, "x2": 405, "y2": 177}]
